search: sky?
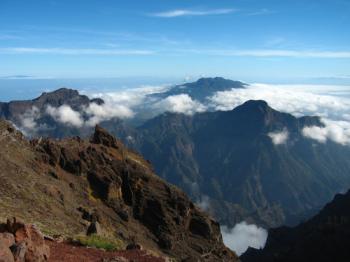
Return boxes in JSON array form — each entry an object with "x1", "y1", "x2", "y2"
[{"x1": 1, "y1": 0, "x2": 350, "y2": 84}]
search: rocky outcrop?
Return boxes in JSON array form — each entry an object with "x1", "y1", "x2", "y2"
[
  {"x1": 241, "y1": 189, "x2": 350, "y2": 262},
  {"x1": 0, "y1": 120, "x2": 237, "y2": 261},
  {"x1": 0, "y1": 218, "x2": 49, "y2": 262}
]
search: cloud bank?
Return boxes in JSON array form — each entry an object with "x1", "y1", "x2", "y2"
[
  {"x1": 46, "y1": 105, "x2": 84, "y2": 127},
  {"x1": 15, "y1": 81, "x2": 350, "y2": 147},
  {"x1": 85, "y1": 102, "x2": 134, "y2": 126},
  {"x1": 302, "y1": 119, "x2": 350, "y2": 145},
  {"x1": 221, "y1": 222, "x2": 268, "y2": 256},
  {"x1": 152, "y1": 94, "x2": 207, "y2": 115}
]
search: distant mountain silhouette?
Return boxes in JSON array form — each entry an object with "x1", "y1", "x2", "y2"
[{"x1": 150, "y1": 77, "x2": 246, "y2": 102}]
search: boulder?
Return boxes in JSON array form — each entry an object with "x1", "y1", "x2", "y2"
[
  {"x1": 0, "y1": 242, "x2": 14, "y2": 262},
  {"x1": 0, "y1": 233, "x2": 15, "y2": 248},
  {"x1": 3, "y1": 218, "x2": 49, "y2": 262},
  {"x1": 86, "y1": 221, "x2": 102, "y2": 236}
]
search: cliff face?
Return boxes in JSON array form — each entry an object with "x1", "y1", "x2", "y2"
[
  {"x1": 117, "y1": 100, "x2": 350, "y2": 228},
  {"x1": 241, "y1": 190, "x2": 350, "y2": 262},
  {"x1": 0, "y1": 120, "x2": 237, "y2": 261}
]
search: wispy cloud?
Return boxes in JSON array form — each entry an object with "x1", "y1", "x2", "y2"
[
  {"x1": 151, "y1": 8, "x2": 236, "y2": 18},
  {"x1": 248, "y1": 8, "x2": 275, "y2": 16},
  {"x1": 177, "y1": 49, "x2": 350, "y2": 58},
  {"x1": 2, "y1": 46, "x2": 350, "y2": 59},
  {"x1": 0, "y1": 47, "x2": 155, "y2": 55}
]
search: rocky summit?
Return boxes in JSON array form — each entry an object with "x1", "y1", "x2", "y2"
[{"x1": 0, "y1": 120, "x2": 237, "y2": 261}]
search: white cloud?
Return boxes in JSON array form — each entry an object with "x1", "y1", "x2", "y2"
[
  {"x1": 152, "y1": 8, "x2": 235, "y2": 17},
  {"x1": 209, "y1": 83, "x2": 350, "y2": 121},
  {"x1": 153, "y1": 94, "x2": 207, "y2": 115},
  {"x1": 268, "y1": 129, "x2": 289, "y2": 145},
  {"x1": 221, "y1": 222, "x2": 268, "y2": 256},
  {"x1": 302, "y1": 119, "x2": 350, "y2": 145},
  {"x1": 20, "y1": 106, "x2": 40, "y2": 130},
  {"x1": 89, "y1": 85, "x2": 170, "y2": 109},
  {"x1": 85, "y1": 102, "x2": 134, "y2": 126},
  {"x1": 46, "y1": 105, "x2": 84, "y2": 127},
  {"x1": 0, "y1": 47, "x2": 155, "y2": 55}
]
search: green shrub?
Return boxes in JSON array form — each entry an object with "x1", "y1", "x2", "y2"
[{"x1": 75, "y1": 234, "x2": 124, "y2": 251}]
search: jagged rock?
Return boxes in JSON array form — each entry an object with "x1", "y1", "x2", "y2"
[
  {"x1": 90, "y1": 125, "x2": 121, "y2": 149},
  {"x1": 78, "y1": 207, "x2": 100, "y2": 223},
  {"x1": 86, "y1": 221, "x2": 102, "y2": 236},
  {"x1": 2, "y1": 218, "x2": 49, "y2": 262},
  {"x1": 241, "y1": 189, "x2": 350, "y2": 262}
]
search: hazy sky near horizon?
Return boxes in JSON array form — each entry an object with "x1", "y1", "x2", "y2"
[{"x1": 0, "y1": 0, "x2": 350, "y2": 82}]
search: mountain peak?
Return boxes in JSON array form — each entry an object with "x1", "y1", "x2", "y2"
[
  {"x1": 38, "y1": 87, "x2": 80, "y2": 99},
  {"x1": 188, "y1": 77, "x2": 246, "y2": 89},
  {"x1": 32, "y1": 88, "x2": 99, "y2": 109},
  {"x1": 241, "y1": 99, "x2": 269, "y2": 108},
  {"x1": 234, "y1": 100, "x2": 272, "y2": 115},
  {"x1": 150, "y1": 77, "x2": 246, "y2": 102}
]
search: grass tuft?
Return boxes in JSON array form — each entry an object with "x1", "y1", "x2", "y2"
[{"x1": 75, "y1": 234, "x2": 124, "y2": 251}]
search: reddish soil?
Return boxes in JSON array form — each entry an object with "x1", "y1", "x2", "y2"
[{"x1": 47, "y1": 241, "x2": 166, "y2": 262}]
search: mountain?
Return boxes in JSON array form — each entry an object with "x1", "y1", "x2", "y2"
[
  {"x1": 118, "y1": 100, "x2": 350, "y2": 228},
  {"x1": 0, "y1": 77, "x2": 244, "y2": 137},
  {"x1": 0, "y1": 120, "x2": 237, "y2": 261},
  {"x1": 0, "y1": 87, "x2": 102, "y2": 138},
  {"x1": 2, "y1": 84, "x2": 350, "y2": 229},
  {"x1": 150, "y1": 77, "x2": 246, "y2": 102},
  {"x1": 241, "y1": 189, "x2": 350, "y2": 262}
]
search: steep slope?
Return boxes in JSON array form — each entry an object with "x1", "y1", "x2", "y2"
[
  {"x1": 241, "y1": 189, "x2": 350, "y2": 262},
  {"x1": 0, "y1": 120, "x2": 237, "y2": 261},
  {"x1": 120, "y1": 100, "x2": 350, "y2": 228}
]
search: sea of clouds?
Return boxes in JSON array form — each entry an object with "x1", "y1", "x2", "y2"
[
  {"x1": 78, "y1": 82, "x2": 350, "y2": 146},
  {"x1": 19, "y1": 81, "x2": 350, "y2": 145}
]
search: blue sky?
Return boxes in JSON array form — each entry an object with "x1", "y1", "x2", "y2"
[{"x1": 0, "y1": 0, "x2": 350, "y2": 82}]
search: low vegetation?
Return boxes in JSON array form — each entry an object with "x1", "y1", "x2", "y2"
[{"x1": 75, "y1": 234, "x2": 125, "y2": 251}]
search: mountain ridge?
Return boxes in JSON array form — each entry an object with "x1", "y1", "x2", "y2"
[
  {"x1": 241, "y1": 189, "x2": 350, "y2": 261},
  {"x1": 118, "y1": 99, "x2": 350, "y2": 228},
  {"x1": 0, "y1": 119, "x2": 237, "y2": 261}
]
